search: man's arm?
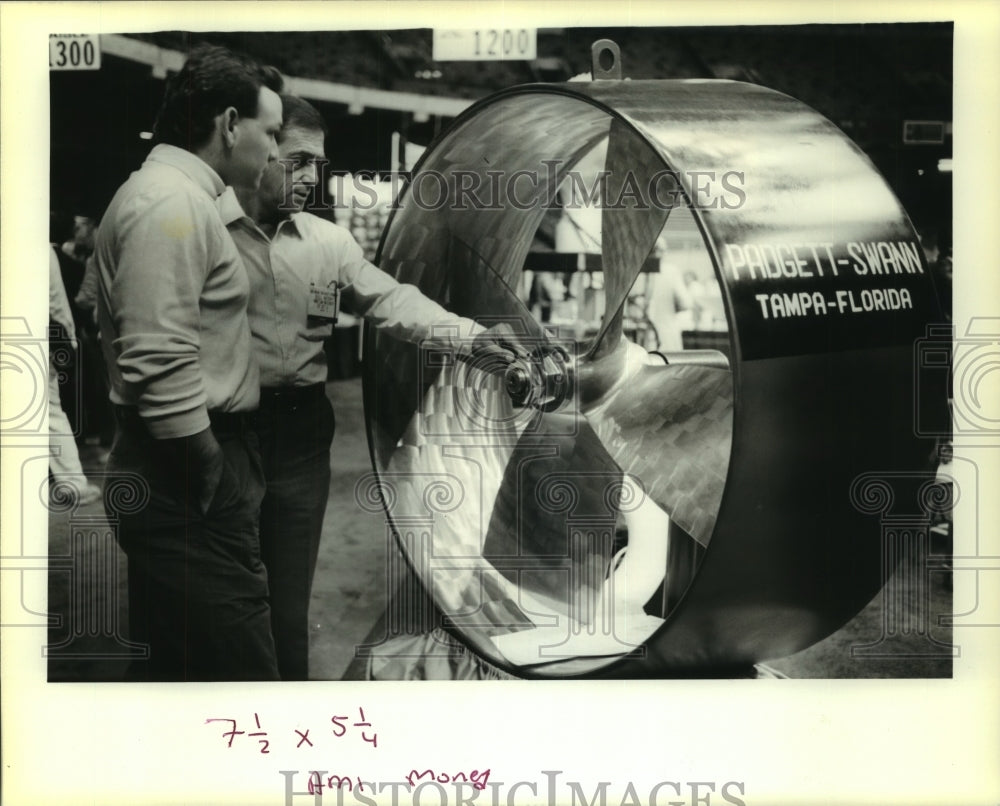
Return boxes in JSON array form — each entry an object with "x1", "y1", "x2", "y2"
[
  {"x1": 49, "y1": 247, "x2": 77, "y2": 349},
  {"x1": 107, "y1": 189, "x2": 212, "y2": 438},
  {"x1": 332, "y1": 229, "x2": 485, "y2": 348},
  {"x1": 105, "y1": 190, "x2": 223, "y2": 512}
]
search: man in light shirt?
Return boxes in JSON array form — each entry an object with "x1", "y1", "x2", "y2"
[
  {"x1": 223, "y1": 95, "x2": 489, "y2": 679},
  {"x1": 48, "y1": 246, "x2": 102, "y2": 506},
  {"x1": 95, "y1": 45, "x2": 284, "y2": 680}
]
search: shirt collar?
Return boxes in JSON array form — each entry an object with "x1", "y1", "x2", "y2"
[
  {"x1": 217, "y1": 187, "x2": 304, "y2": 239},
  {"x1": 281, "y1": 213, "x2": 304, "y2": 237},
  {"x1": 145, "y1": 143, "x2": 226, "y2": 199},
  {"x1": 217, "y1": 186, "x2": 251, "y2": 226}
]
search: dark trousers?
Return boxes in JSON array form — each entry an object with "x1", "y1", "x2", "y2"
[
  {"x1": 108, "y1": 408, "x2": 279, "y2": 681},
  {"x1": 79, "y1": 328, "x2": 115, "y2": 446},
  {"x1": 256, "y1": 384, "x2": 335, "y2": 680}
]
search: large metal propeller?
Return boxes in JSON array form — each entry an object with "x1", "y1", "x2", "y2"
[
  {"x1": 366, "y1": 78, "x2": 940, "y2": 677},
  {"x1": 373, "y1": 115, "x2": 733, "y2": 673}
]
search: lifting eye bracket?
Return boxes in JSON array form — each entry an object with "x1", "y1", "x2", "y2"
[{"x1": 591, "y1": 39, "x2": 623, "y2": 80}]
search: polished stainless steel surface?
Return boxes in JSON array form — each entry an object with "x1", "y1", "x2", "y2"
[
  {"x1": 585, "y1": 117, "x2": 674, "y2": 364},
  {"x1": 364, "y1": 79, "x2": 948, "y2": 676}
]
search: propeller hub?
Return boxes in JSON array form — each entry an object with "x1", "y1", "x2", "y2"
[
  {"x1": 502, "y1": 347, "x2": 573, "y2": 412},
  {"x1": 503, "y1": 363, "x2": 533, "y2": 405}
]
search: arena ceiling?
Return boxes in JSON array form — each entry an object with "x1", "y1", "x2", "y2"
[{"x1": 50, "y1": 24, "x2": 952, "y2": 241}]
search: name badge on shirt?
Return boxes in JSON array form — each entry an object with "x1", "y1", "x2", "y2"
[{"x1": 308, "y1": 282, "x2": 340, "y2": 324}]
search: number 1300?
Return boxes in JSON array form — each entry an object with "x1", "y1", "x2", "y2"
[{"x1": 50, "y1": 38, "x2": 97, "y2": 69}]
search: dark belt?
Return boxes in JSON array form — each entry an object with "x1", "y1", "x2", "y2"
[
  {"x1": 113, "y1": 405, "x2": 257, "y2": 435},
  {"x1": 258, "y1": 383, "x2": 326, "y2": 409}
]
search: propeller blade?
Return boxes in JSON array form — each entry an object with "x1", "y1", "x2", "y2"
[
  {"x1": 482, "y1": 409, "x2": 626, "y2": 618},
  {"x1": 587, "y1": 118, "x2": 677, "y2": 360},
  {"x1": 446, "y1": 232, "x2": 551, "y2": 343},
  {"x1": 580, "y1": 345, "x2": 733, "y2": 547}
]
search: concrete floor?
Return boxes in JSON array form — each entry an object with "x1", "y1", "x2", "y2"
[{"x1": 46, "y1": 377, "x2": 954, "y2": 681}]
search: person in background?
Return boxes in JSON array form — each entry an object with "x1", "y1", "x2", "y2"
[
  {"x1": 646, "y1": 236, "x2": 694, "y2": 352},
  {"x1": 61, "y1": 216, "x2": 115, "y2": 452},
  {"x1": 55, "y1": 214, "x2": 96, "y2": 310},
  {"x1": 94, "y1": 44, "x2": 284, "y2": 681},
  {"x1": 223, "y1": 94, "x2": 492, "y2": 679},
  {"x1": 48, "y1": 246, "x2": 102, "y2": 506},
  {"x1": 74, "y1": 248, "x2": 116, "y2": 454},
  {"x1": 50, "y1": 213, "x2": 95, "y2": 436}
]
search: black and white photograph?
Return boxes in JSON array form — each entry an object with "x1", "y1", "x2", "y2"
[{"x1": 2, "y1": 2, "x2": 999, "y2": 805}]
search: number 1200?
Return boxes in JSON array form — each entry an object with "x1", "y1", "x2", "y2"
[{"x1": 473, "y1": 29, "x2": 531, "y2": 58}]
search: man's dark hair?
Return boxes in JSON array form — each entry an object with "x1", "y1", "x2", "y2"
[
  {"x1": 153, "y1": 44, "x2": 284, "y2": 150},
  {"x1": 279, "y1": 94, "x2": 328, "y2": 139}
]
